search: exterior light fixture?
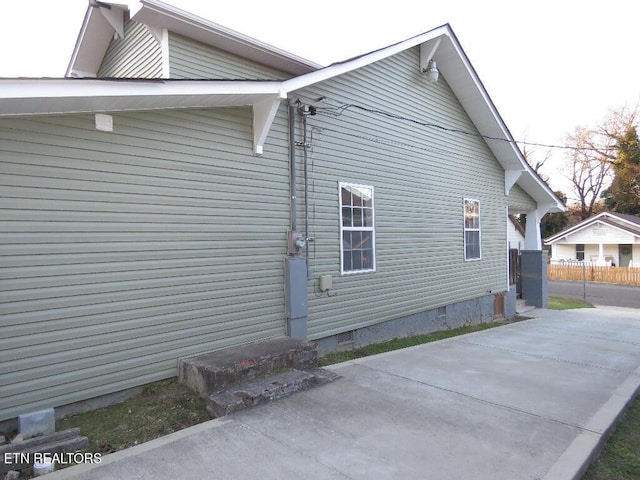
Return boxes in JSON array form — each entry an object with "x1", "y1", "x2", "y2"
[{"x1": 423, "y1": 59, "x2": 439, "y2": 82}]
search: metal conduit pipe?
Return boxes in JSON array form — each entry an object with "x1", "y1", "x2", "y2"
[
  {"x1": 288, "y1": 103, "x2": 297, "y2": 232},
  {"x1": 302, "y1": 112, "x2": 311, "y2": 279}
]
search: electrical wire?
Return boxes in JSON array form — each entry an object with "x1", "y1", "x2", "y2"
[
  {"x1": 314, "y1": 125, "x2": 486, "y2": 162},
  {"x1": 315, "y1": 102, "x2": 617, "y2": 153}
]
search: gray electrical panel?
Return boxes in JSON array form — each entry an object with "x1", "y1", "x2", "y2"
[{"x1": 285, "y1": 257, "x2": 308, "y2": 339}]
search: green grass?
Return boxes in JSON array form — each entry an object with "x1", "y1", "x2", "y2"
[
  {"x1": 56, "y1": 379, "x2": 212, "y2": 454},
  {"x1": 582, "y1": 395, "x2": 640, "y2": 479},
  {"x1": 548, "y1": 295, "x2": 594, "y2": 310},
  {"x1": 319, "y1": 321, "x2": 510, "y2": 366}
]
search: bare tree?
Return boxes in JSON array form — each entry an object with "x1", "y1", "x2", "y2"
[
  {"x1": 521, "y1": 143, "x2": 553, "y2": 182},
  {"x1": 564, "y1": 125, "x2": 613, "y2": 219}
]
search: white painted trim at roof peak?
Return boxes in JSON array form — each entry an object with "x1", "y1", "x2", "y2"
[{"x1": 281, "y1": 26, "x2": 451, "y2": 93}]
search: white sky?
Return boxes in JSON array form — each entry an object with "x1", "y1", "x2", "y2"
[{"x1": 1, "y1": 0, "x2": 639, "y2": 200}]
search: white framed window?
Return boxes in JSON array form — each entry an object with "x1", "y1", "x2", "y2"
[
  {"x1": 339, "y1": 183, "x2": 375, "y2": 274},
  {"x1": 464, "y1": 198, "x2": 481, "y2": 261}
]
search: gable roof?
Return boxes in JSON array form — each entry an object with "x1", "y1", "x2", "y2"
[
  {"x1": 0, "y1": 1, "x2": 564, "y2": 214},
  {"x1": 67, "y1": 0, "x2": 320, "y2": 78},
  {"x1": 545, "y1": 211, "x2": 640, "y2": 244}
]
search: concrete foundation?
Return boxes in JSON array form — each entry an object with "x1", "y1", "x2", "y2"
[
  {"x1": 505, "y1": 286, "x2": 517, "y2": 318},
  {"x1": 316, "y1": 292, "x2": 506, "y2": 356},
  {"x1": 18, "y1": 409, "x2": 54, "y2": 440}
]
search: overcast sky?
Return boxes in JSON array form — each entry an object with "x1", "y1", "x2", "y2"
[{"x1": 1, "y1": 0, "x2": 639, "y2": 199}]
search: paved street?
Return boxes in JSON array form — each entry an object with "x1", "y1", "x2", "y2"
[{"x1": 549, "y1": 280, "x2": 640, "y2": 309}]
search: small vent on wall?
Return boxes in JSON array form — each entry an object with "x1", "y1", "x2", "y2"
[{"x1": 336, "y1": 331, "x2": 354, "y2": 345}]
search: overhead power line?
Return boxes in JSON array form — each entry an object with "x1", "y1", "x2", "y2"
[{"x1": 315, "y1": 103, "x2": 617, "y2": 153}]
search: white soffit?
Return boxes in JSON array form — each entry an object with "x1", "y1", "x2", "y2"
[{"x1": 0, "y1": 79, "x2": 284, "y2": 116}]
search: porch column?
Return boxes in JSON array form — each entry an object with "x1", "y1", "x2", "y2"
[
  {"x1": 521, "y1": 207, "x2": 548, "y2": 308},
  {"x1": 598, "y1": 243, "x2": 605, "y2": 265},
  {"x1": 524, "y1": 209, "x2": 542, "y2": 250}
]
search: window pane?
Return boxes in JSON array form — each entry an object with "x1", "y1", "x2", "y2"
[
  {"x1": 362, "y1": 232, "x2": 372, "y2": 250},
  {"x1": 363, "y1": 208, "x2": 373, "y2": 227},
  {"x1": 353, "y1": 190, "x2": 363, "y2": 207},
  {"x1": 341, "y1": 187, "x2": 352, "y2": 207},
  {"x1": 351, "y1": 232, "x2": 362, "y2": 250},
  {"x1": 465, "y1": 231, "x2": 480, "y2": 259},
  {"x1": 343, "y1": 231, "x2": 352, "y2": 249},
  {"x1": 362, "y1": 248, "x2": 373, "y2": 269},
  {"x1": 353, "y1": 207, "x2": 363, "y2": 227},
  {"x1": 343, "y1": 251, "x2": 352, "y2": 271},
  {"x1": 342, "y1": 207, "x2": 352, "y2": 227},
  {"x1": 353, "y1": 250, "x2": 362, "y2": 270}
]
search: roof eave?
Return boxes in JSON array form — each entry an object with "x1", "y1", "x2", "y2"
[{"x1": 0, "y1": 78, "x2": 285, "y2": 116}]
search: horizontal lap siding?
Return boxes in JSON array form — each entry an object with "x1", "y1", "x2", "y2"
[
  {"x1": 293, "y1": 48, "x2": 524, "y2": 339},
  {"x1": 98, "y1": 21, "x2": 162, "y2": 78},
  {"x1": 169, "y1": 34, "x2": 288, "y2": 80},
  {"x1": 508, "y1": 184, "x2": 537, "y2": 212},
  {"x1": 0, "y1": 107, "x2": 289, "y2": 420}
]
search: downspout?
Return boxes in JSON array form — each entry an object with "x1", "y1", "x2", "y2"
[{"x1": 289, "y1": 103, "x2": 297, "y2": 231}]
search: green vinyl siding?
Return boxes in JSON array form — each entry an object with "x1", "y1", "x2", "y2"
[
  {"x1": 290, "y1": 46, "x2": 530, "y2": 339},
  {"x1": 508, "y1": 183, "x2": 537, "y2": 212},
  {"x1": 168, "y1": 33, "x2": 288, "y2": 80},
  {"x1": 97, "y1": 20, "x2": 162, "y2": 78},
  {"x1": 0, "y1": 107, "x2": 290, "y2": 421}
]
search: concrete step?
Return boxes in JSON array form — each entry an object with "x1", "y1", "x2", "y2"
[
  {"x1": 208, "y1": 368, "x2": 340, "y2": 418},
  {"x1": 515, "y1": 299, "x2": 536, "y2": 314},
  {"x1": 179, "y1": 337, "x2": 319, "y2": 399}
]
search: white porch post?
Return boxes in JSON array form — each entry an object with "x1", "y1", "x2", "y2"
[
  {"x1": 598, "y1": 243, "x2": 605, "y2": 265},
  {"x1": 524, "y1": 209, "x2": 542, "y2": 250}
]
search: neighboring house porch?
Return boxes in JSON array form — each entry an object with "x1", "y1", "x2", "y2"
[{"x1": 545, "y1": 212, "x2": 640, "y2": 267}]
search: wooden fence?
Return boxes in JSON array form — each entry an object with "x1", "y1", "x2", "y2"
[{"x1": 548, "y1": 265, "x2": 640, "y2": 286}]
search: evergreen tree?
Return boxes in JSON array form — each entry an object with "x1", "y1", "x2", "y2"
[
  {"x1": 602, "y1": 126, "x2": 640, "y2": 215},
  {"x1": 541, "y1": 191, "x2": 569, "y2": 237}
]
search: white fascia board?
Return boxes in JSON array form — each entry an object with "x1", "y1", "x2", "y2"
[
  {"x1": 0, "y1": 79, "x2": 284, "y2": 116},
  {"x1": 0, "y1": 79, "x2": 282, "y2": 99},
  {"x1": 282, "y1": 26, "x2": 451, "y2": 93},
  {"x1": 65, "y1": 6, "x2": 94, "y2": 77}
]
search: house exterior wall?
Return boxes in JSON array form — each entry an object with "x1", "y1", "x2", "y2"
[
  {"x1": 552, "y1": 243, "x2": 636, "y2": 265},
  {"x1": 0, "y1": 108, "x2": 291, "y2": 422},
  {"x1": 288, "y1": 46, "x2": 532, "y2": 340},
  {"x1": 97, "y1": 21, "x2": 163, "y2": 78},
  {"x1": 561, "y1": 223, "x2": 637, "y2": 245},
  {"x1": 508, "y1": 184, "x2": 537, "y2": 213},
  {"x1": 168, "y1": 33, "x2": 288, "y2": 80}
]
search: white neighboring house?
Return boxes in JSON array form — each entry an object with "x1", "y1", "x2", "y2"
[{"x1": 545, "y1": 212, "x2": 640, "y2": 267}]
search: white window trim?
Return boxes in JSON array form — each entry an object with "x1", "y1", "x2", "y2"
[
  {"x1": 464, "y1": 198, "x2": 481, "y2": 261},
  {"x1": 339, "y1": 182, "x2": 376, "y2": 275}
]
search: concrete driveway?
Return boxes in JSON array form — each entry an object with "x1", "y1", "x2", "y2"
[{"x1": 47, "y1": 307, "x2": 640, "y2": 480}]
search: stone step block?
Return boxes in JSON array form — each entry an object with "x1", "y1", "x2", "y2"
[
  {"x1": 179, "y1": 336, "x2": 318, "y2": 398},
  {"x1": 208, "y1": 368, "x2": 340, "y2": 418}
]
